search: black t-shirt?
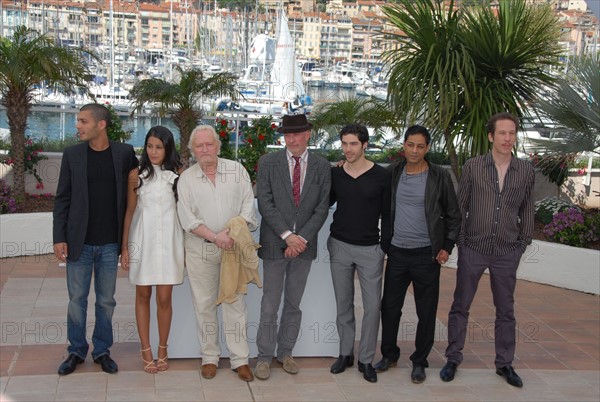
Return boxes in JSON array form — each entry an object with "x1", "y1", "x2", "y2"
[
  {"x1": 329, "y1": 163, "x2": 391, "y2": 246},
  {"x1": 85, "y1": 146, "x2": 118, "y2": 245}
]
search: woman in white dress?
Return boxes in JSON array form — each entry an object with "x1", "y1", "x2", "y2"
[{"x1": 121, "y1": 126, "x2": 184, "y2": 373}]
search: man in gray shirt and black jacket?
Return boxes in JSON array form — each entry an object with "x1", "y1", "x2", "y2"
[{"x1": 374, "y1": 125, "x2": 461, "y2": 384}]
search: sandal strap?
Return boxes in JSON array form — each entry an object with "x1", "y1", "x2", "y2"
[{"x1": 141, "y1": 347, "x2": 157, "y2": 373}]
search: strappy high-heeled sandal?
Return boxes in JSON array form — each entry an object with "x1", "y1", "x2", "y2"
[
  {"x1": 141, "y1": 347, "x2": 157, "y2": 374},
  {"x1": 156, "y1": 344, "x2": 169, "y2": 371}
]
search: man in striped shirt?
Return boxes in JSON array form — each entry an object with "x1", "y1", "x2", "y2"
[{"x1": 440, "y1": 112, "x2": 535, "y2": 388}]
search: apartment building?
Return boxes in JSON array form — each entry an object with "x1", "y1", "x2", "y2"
[{"x1": 0, "y1": 0, "x2": 597, "y2": 69}]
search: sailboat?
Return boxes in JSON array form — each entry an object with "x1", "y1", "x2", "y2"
[{"x1": 235, "y1": 11, "x2": 311, "y2": 115}]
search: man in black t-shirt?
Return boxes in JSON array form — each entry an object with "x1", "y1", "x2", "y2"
[
  {"x1": 328, "y1": 124, "x2": 391, "y2": 383},
  {"x1": 53, "y1": 103, "x2": 138, "y2": 376}
]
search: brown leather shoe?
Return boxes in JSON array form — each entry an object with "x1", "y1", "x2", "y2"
[
  {"x1": 201, "y1": 363, "x2": 217, "y2": 379},
  {"x1": 234, "y1": 364, "x2": 254, "y2": 382}
]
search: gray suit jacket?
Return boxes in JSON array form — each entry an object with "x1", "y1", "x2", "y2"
[
  {"x1": 53, "y1": 141, "x2": 138, "y2": 261},
  {"x1": 256, "y1": 150, "x2": 331, "y2": 260}
]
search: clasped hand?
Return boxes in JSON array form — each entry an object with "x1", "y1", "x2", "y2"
[
  {"x1": 215, "y1": 229, "x2": 234, "y2": 250},
  {"x1": 284, "y1": 234, "x2": 307, "y2": 258}
]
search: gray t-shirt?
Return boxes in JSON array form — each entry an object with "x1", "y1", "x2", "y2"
[{"x1": 391, "y1": 170, "x2": 431, "y2": 249}]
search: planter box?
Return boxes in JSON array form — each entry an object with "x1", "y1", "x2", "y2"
[
  {"x1": 2, "y1": 211, "x2": 598, "y2": 295},
  {"x1": 518, "y1": 240, "x2": 599, "y2": 295},
  {"x1": 445, "y1": 240, "x2": 600, "y2": 295},
  {"x1": 0, "y1": 212, "x2": 53, "y2": 258}
]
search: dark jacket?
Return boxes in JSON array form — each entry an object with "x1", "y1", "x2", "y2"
[
  {"x1": 256, "y1": 150, "x2": 331, "y2": 260},
  {"x1": 53, "y1": 141, "x2": 138, "y2": 261},
  {"x1": 385, "y1": 159, "x2": 461, "y2": 256}
]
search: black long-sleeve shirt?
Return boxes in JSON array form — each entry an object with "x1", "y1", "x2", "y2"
[{"x1": 329, "y1": 164, "x2": 391, "y2": 246}]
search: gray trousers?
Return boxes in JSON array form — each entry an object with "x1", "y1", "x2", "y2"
[
  {"x1": 256, "y1": 257, "x2": 312, "y2": 362},
  {"x1": 327, "y1": 236, "x2": 384, "y2": 364},
  {"x1": 445, "y1": 245, "x2": 522, "y2": 368}
]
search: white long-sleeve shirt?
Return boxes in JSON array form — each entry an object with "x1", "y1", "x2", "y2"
[{"x1": 177, "y1": 158, "x2": 257, "y2": 235}]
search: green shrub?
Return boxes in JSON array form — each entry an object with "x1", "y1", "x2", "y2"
[
  {"x1": 104, "y1": 103, "x2": 132, "y2": 143},
  {"x1": 239, "y1": 116, "x2": 278, "y2": 183},
  {"x1": 2, "y1": 136, "x2": 48, "y2": 189},
  {"x1": 33, "y1": 137, "x2": 80, "y2": 152},
  {"x1": 534, "y1": 196, "x2": 578, "y2": 224}
]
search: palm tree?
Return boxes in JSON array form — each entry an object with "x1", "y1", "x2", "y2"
[
  {"x1": 534, "y1": 55, "x2": 600, "y2": 155},
  {"x1": 382, "y1": 0, "x2": 472, "y2": 175},
  {"x1": 0, "y1": 26, "x2": 94, "y2": 199},
  {"x1": 310, "y1": 96, "x2": 403, "y2": 149},
  {"x1": 457, "y1": 0, "x2": 562, "y2": 157},
  {"x1": 382, "y1": 0, "x2": 562, "y2": 177},
  {"x1": 129, "y1": 65, "x2": 240, "y2": 164},
  {"x1": 529, "y1": 55, "x2": 600, "y2": 186}
]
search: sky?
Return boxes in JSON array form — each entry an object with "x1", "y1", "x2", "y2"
[{"x1": 586, "y1": 0, "x2": 600, "y2": 18}]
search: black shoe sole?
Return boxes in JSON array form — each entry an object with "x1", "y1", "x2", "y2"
[
  {"x1": 358, "y1": 364, "x2": 378, "y2": 383},
  {"x1": 58, "y1": 357, "x2": 84, "y2": 375},
  {"x1": 330, "y1": 364, "x2": 353, "y2": 374},
  {"x1": 440, "y1": 365, "x2": 457, "y2": 382},
  {"x1": 496, "y1": 369, "x2": 523, "y2": 387},
  {"x1": 374, "y1": 361, "x2": 397, "y2": 373}
]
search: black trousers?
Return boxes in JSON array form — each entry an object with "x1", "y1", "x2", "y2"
[{"x1": 380, "y1": 245, "x2": 441, "y2": 368}]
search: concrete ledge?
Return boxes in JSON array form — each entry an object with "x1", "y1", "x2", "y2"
[
  {"x1": 445, "y1": 240, "x2": 600, "y2": 295},
  {"x1": 518, "y1": 240, "x2": 600, "y2": 295},
  {"x1": 2, "y1": 211, "x2": 598, "y2": 295},
  {"x1": 0, "y1": 212, "x2": 53, "y2": 258}
]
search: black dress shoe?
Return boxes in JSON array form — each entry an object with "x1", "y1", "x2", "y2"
[
  {"x1": 330, "y1": 355, "x2": 354, "y2": 374},
  {"x1": 58, "y1": 354, "x2": 84, "y2": 375},
  {"x1": 94, "y1": 354, "x2": 119, "y2": 374},
  {"x1": 358, "y1": 361, "x2": 377, "y2": 383},
  {"x1": 496, "y1": 366, "x2": 523, "y2": 387},
  {"x1": 411, "y1": 366, "x2": 426, "y2": 384},
  {"x1": 373, "y1": 357, "x2": 398, "y2": 373},
  {"x1": 439, "y1": 361, "x2": 457, "y2": 382}
]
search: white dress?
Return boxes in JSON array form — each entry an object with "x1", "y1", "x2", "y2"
[{"x1": 128, "y1": 166, "x2": 184, "y2": 285}]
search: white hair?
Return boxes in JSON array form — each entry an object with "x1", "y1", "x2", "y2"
[{"x1": 188, "y1": 125, "x2": 222, "y2": 154}]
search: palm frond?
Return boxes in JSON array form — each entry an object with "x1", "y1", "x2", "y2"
[
  {"x1": 310, "y1": 96, "x2": 402, "y2": 147},
  {"x1": 531, "y1": 55, "x2": 600, "y2": 154}
]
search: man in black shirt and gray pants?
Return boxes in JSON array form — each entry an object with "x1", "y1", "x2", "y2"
[
  {"x1": 440, "y1": 112, "x2": 535, "y2": 387},
  {"x1": 327, "y1": 124, "x2": 391, "y2": 383}
]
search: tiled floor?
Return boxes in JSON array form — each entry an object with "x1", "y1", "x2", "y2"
[{"x1": 0, "y1": 254, "x2": 598, "y2": 401}]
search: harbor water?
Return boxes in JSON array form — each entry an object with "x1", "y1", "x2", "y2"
[{"x1": 0, "y1": 86, "x2": 356, "y2": 148}]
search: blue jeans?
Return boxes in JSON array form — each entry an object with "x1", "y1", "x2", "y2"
[{"x1": 66, "y1": 243, "x2": 119, "y2": 360}]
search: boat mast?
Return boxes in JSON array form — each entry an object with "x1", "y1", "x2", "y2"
[
  {"x1": 169, "y1": 0, "x2": 173, "y2": 80},
  {"x1": 109, "y1": 0, "x2": 115, "y2": 89}
]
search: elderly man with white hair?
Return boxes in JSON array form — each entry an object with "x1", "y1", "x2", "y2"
[{"x1": 177, "y1": 125, "x2": 257, "y2": 382}]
